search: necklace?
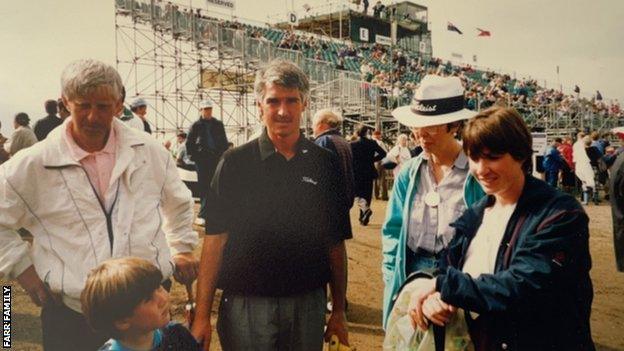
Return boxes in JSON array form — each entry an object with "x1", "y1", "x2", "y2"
[{"x1": 424, "y1": 191, "x2": 440, "y2": 207}]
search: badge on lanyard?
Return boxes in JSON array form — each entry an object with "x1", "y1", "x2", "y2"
[{"x1": 424, "y1": 191, "x2": 440, "y2": 207}]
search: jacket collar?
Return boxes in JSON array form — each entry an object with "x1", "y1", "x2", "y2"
[
  {"x1": 422, "y1": 147, "x2": 469, "y2": 170},
  {"x1": 42, "y1": 118, "x2": 144, "y2": 168},
  {"x1": 452, "y1": 175, "x2": 543, "y2": 234}
]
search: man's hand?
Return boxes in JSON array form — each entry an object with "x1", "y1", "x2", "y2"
[
  {"x1": 324, "y1": 310, "x2": 349, "y2": 346},
  {"x1": 191, "y1": 316, "x2": 212, "y2": 351},
  {"x1": 421, "y1": 292, "x2": 456, "y2": 327},
  {"x1": 407, "y1": 278, "x2": 436, "y2": 331},
  {"x1": 16, "y1": 265, "x2": 58, "y2": 307},
  {"x1": 172, "y1": 252, "x2": 199, "y2": 285}
]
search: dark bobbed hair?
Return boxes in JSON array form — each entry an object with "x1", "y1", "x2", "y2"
[{"x1": 462, "y1": 106, "x2": 532, "y2": 173}]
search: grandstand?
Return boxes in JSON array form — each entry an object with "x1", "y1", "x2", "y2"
[{"x1": 114, "y1": 0, "x2": 622, "y2": 142}]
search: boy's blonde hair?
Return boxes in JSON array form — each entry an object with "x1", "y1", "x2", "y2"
[{"x1": 81, "y1": 257, "x2": 163, "y2": 337}]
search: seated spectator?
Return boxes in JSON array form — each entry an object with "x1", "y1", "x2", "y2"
[
  {"x1": 3, "y1": 112, "x2": 37, "y2": 157},
  {"x1": 408, "y1": 106, "x2": 594, "y2": 350},
  {"x1": 81, "y1": 257, "x2": 200, "y2": 351},
  {"x1": 175, "y1": 132, "x2": 195, "y2": 171}
]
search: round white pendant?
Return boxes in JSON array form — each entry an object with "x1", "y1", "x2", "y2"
[{"x1": 424, "y1": 191, "x2": 441, "y2": 207}]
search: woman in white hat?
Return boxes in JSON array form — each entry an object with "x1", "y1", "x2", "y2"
[{"x1": 381, "y1": 75, "x2": 485, "y2": 328}]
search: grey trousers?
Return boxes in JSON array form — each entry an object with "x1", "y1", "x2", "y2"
[{"x1": 217, "y1": 288, "x2": 326, "y2": 351}]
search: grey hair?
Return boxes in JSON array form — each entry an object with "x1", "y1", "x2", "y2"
[
  {"x1": 254, "y1": 59, "x2": 309, "y2": 103},
  {"x1": 61, "y1": 59, "x2": 123, "y2": 101},
  {"x1": 313, "y1": 109, "x2": 342, "y2": 129}
]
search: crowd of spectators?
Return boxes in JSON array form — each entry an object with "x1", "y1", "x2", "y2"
[{"x1": 216, "y1": 19, "x2": 624, "y2": 127}]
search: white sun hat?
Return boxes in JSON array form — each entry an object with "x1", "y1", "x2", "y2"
[{"x1": 391, "y1": 75, "x2": 475, "y2": 128}]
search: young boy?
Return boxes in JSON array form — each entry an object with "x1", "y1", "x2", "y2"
[{"x1": 81, "y1": 257, "x2": 200, "y2": 351}]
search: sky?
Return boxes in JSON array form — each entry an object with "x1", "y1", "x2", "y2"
[{"x1": 1, "y1": 0, "x2": 622, "y2": 134}]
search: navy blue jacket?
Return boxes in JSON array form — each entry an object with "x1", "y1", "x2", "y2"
[
  {"x1": 542, "y1": 145, "x2": 566, "y2": 173},
  {"x1": 315, "y1": 128, "x2": 355, "y2": 208},
  {"x1": 436, "y1": 176, "x2": 594, "y2": 350}
]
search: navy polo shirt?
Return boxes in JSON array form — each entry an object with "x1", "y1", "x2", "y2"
[{"x1": 205, "y1": 129, "x2": 352, "y2": 296}]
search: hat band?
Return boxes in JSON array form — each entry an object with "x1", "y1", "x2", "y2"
[{"x1": 410, "y1": 95, "x2": 464, "y2": 116}]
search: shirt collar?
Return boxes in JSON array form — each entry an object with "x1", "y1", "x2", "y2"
[
  {"x1": 422, "y1": 147, "x2": 468, "y2": 170},
  {"x1": 63, "y1": 119, "x2": 116, "y2": 162},
  {"x1": 258, "y1": 127, "x2": 307, "y2": 161}
]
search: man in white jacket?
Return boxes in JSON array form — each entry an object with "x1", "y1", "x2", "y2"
[{"x1": 0, "y1": 59, "x2": 198, "y2": 350}]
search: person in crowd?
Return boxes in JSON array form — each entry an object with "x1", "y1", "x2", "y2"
[
  {"x1": 408, "y1": 106, "x2": 594, "y2": 350},
  {"x1": 129, "y1": 97, "x2": 153, "y2": 134},
  {"x1": 382, "y1": 75, "x2": 484, "y2": 328},
  {"x1": 362, "y1": 0, "x2": 369, "y2": 14},
  {"x1": 175, "y1": 132, "x2": 195, "y2": 171},
  {"x1": 590, "y1": 131, "x2": 605, "y2": 155},
  {"x1": 3, "y1": 112, "x2": 37, "y2": 157},
  {"x1": 191, "y1": 59, "x2": 351, "y2": 350},
  {"x1": 81, "y1": 257, "x2": 200, "y2": 351},
  {"x1": 373, "y1": 1, "x2": 384, "y2": 17},
  {"x1": 34, "y1": 99, "x2": 63, "y2": 141},
  {"x1": 0, "y1": 121, "x2": 9, "y2": 165},
  {"x1": 385, "y1": 133, "x2": 412, "y2": 177},
  {"x1": 408, "y1": 132, "x2": 423, "y2": 157},
  {"x1": 171, "y1": 130, "x2": 186, "y2": 159},
  {"x1": 609, "y1": 150, "x2": 624, "y2": 273},
  {"x1": 542, "y1": 137, "x2": 567, "y2": 188},
  {"x1": 185, "y1": 99, "x2": 229, "y2": 227},
  {"x1": 0, "y1": 59, "x2": 198, "y2": 351},
  {"x1": 312, "y1": 109, "x2": 355, "y2": 315},
  {"x1": 585, "y1": 136, "x2": 603, "y2": 204},
  {"x1": 118, "y1": 89, "x2": 145, "y2": 131},
  {"x1": 313, "y1": 109, "x2": 355, "y2": 209},
  {"x1": 558, "y1": 136, "x2": 575, "y2": 193},
  {"x1": 57, "y1": 98, "x2": 71, "y2": 120},
  {"x1": 574, "y1": 132, "x2": 595, "y2": 205},
  {"x1": 351, "y1": 124, "x2": 386, "y2": 226},
  {"x1": 372, "y1": 130, "x2": 389, "y2": 201}
]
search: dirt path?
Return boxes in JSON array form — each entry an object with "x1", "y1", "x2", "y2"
[{"x1": 2, "y1": 200, "x2": 623, "y2": 350}]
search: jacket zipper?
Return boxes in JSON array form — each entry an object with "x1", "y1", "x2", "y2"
[{"x1": 81, "y1": 168, "x2": 120, "y2": 255}]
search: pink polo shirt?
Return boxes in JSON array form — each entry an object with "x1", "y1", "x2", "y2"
[{"x1": 64, "y1": 120, "x2": 117, "y2": 209}]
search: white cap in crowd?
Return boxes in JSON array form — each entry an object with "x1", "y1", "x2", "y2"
[{"x1": 199, "y1": 100, "x2": 213, "y2": 109}]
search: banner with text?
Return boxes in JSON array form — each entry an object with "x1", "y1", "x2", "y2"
[
  {"x1": 206, "y1": 0, "x2": 235, "y2": 10},
  {"x1": 375, "y1": 34, "x2": 392, "y2": 46}
]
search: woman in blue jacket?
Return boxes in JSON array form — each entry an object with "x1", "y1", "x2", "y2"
[{"x1": 410, "y1": 106, "x2": 594, "y2": 350}]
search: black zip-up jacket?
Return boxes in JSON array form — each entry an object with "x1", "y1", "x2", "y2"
[
  {"x1": 436, "y1": 176, "x2": 594, "y2": 350},
  {"x1": 186, "y1": 117, "x2": 228, "y2": 161}
]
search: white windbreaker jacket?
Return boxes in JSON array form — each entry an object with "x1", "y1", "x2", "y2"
[{"x1": 0, "y1": 118, "x2": 198, "y2": 312}]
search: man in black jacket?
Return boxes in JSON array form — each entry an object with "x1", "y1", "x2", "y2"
[
  {"x1": 610, "y1": 152, "x2": 624, "y2": 272},
  {"x1": 33, "y1": 99, "x2": 63, "y2": 141},
  {"x1": 351, "y1": 124, "x2": 386, "y2": 225},
  {"x1": 186, "y1": 100, "x2": 229, "y2": 226}
]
